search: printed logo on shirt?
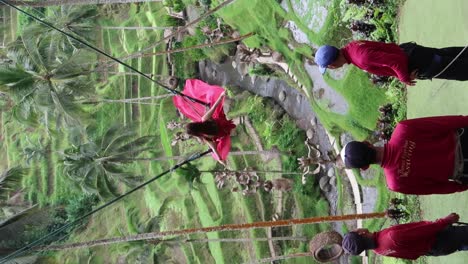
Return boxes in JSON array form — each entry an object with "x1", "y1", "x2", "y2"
[{"x1": 398, "y1": 140, "x2": 416, "y2": 178}]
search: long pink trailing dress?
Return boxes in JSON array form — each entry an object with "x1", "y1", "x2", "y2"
[{"x1": 173, "y1": 79, "x2": 236, "y2": 161}]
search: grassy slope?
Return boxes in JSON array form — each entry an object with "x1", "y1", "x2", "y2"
[
  {"x1": 16, "y1": 2, "x2": 330, "y2": 264},
  {"x1": 398, "y1": 0, "x2": 468, "y2": 264},
  {"x1": 213, "y1": 0, "x2": 387, "y2": 140}
]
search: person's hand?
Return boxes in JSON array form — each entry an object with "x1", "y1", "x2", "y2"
[
  {"x1": 404, "y1": 80, "x2": 416, "y2": 86},
  {"x1": 219, "y1": 160, "x2": 227, "y2": 167},
  {"x1": 446, "y1": 213, "x2": 460, "y2": 223},
  {"x1": 410, "y1": 70, "x2": 419, "y2": 80}
]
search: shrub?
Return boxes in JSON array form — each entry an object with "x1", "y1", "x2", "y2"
[
  {"x1": 182, "y1": 36, "x2": 208, "y2": 61},
  {"x1": 249, "y1": 64, "x2": 277, "y2": 77},
  {"x1": 161, "y1": 15, "x2": 184, "y2": 27},
  {"x1": 173, "y1": 0, "x2": 186, "y2": 12},
  {"x1": 198, "y1": 0, "x2": 211, "y2": 7},
  {"x1": 65, "y1": 194, "x2": 99, "y2": 223},
  {"x1": 163, "y1": 0, "x2": 174, "y2": 7}
]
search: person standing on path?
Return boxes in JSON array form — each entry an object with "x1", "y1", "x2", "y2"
[
  {"x1": 314, "y1": 40, "x2": 468, "y2": 85},
  {"x1": 340, "y1": 115, "x2": 468, "y2": 195},
  {"x1": 342, "y1": 213, "x2": 468, "y2": 260}
]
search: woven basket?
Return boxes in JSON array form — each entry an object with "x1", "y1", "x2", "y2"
[{"x1": 309, "y1": 231, "x2": 344, "y2": 263}]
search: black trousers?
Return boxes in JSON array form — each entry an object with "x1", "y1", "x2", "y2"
[
  {"x1": 426, "y1": 225, "x2": 468, "y2": 256},
  {"x1": 459, "y1": 128, "x2": 468, "y2": 180},
  {"x1": 400, "y1": 42, "x2": 468, "y2": 81}
]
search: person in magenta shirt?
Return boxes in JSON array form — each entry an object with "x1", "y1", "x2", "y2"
[
  {"x1": 342, "y1": 213, "x2": 468, "y2": 260},
  {"x1": 314, "y1": 41, "x2": 468, "y2": 86},
  {"x1": 340, "y1": 116, "x2": 468, "y2": 195},
  {"x1": 173, "y1": 79, "x2": 236, "y2": 165}
]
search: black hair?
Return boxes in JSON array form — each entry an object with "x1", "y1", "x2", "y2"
[
  {"x1": 342, "y1": 232, "x2": 376, "y2": 255},
  {"x1": 186, "y1": 120, "x2": 219, "y2": 137},
  {"x1": 343, "y1": 141, "x2": 377, "y2": 169}
]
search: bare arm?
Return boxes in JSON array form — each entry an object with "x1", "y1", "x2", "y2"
[
  {"x1": 201, "y1": 91, "x2": 226, "y2": 122},
  {"x1": 204, "y1": 138, "x2": 226, "y2": 166}
]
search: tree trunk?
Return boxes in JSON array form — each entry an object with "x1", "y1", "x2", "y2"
[
  {"x1": 249, "y1": 253, "x2": 314, "y2": 264},
  {"x1": 101, "y1": 26, "x2": 171, "y2": 30},
  {"x1": 78, "y1": 94, "x2": 172, "y2": 105},
  {"x1": 163, "y1": 236, "x2": 308, "y2": 244},
  {"x1": 37, "y1": 212, "x2": 386, "y2": 251},
  {"x1": 6, "y1": 0, "x2": 162, "y2": 7},
  {"x1": 124, "y1": 150, "x2": 282, "y2": 162},
  {"x1": 198, "y1": 170, "x2": 302, "y2": 175}
]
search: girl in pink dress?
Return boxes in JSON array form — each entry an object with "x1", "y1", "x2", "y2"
[{"x1": 173, "y1": 79, "x2": 236, "y2": 165}]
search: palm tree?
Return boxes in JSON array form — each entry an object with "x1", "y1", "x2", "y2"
[
  {"x1": 37, "y1": 212, "x2": 386, "y2": 250},
  {"x1": 100, "y1": 26, "x2": 171, "y2": 30},
  {"x1": 0, "y1": 36, "x2": 95, "y2": 128},
  {"x1": 61, "y1": 125, "x2": 155, "y2": 198},
  {"x1": 23, "y1": 5, "x2": 98, "y2": 52},
  {"x1": 0, "y1": 167, "x2": 27, "y2": 200}
]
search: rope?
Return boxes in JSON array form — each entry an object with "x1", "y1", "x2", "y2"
[
  {"x1": 33, "y1": 212, "x2": 387, "y2": 251},
  {"x1": 0, "y1": 149, "x2": 212, "y2": 263},
  {"x1": 0, "y1": 0, "x2": 209, "y2": 107},
  {"x1": 432, "y1": 46, "x2": 468, "y2": 79}
]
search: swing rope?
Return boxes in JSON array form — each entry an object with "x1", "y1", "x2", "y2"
[
  {"x1": 0, "y1": 150, "x2": 212, "y2": 263},
  {"x1": 0, "y1": 0, "x2": 209, "y2": 107}
]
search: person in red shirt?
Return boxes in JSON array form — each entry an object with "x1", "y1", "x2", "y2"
[
  {"x1": 314, "y1": 41, "x2": 468, "y2": 86},
  {"x1": 173, "y1": 79, "x2": 236, "y2": 165},
  {"x1": 340, "y1": 115, "x2": 468, "y2": 195},
  {"x1": 342, "y1": 213, "x2": 468, "y2": 260}
]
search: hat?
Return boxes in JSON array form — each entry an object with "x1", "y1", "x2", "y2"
[
  {"x1": 315, "y1": 45, "x2": 339, "y2": 74},
  {"x1": 342, "y1": 232, "x2": 368, "y2": 255},
  {"x1": 340, "y1": 141, "x2": 375, "y2": 169}
]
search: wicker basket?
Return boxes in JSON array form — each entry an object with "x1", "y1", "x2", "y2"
[{"x1": 309, "y1": 231, "x2": 344, "y2": 263}]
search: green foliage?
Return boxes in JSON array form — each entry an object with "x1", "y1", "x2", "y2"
[
  {"x1": 182, "y1": 35, "x2": 208, "y2": 62},
  {"x1": 176, "y1": 162, "x2": 203, "y2": 190},
  {"x1": 161, "y1": 15, "x2": 184, "y2": 27},
  {"x1": 342, "y1": 0, "x2": 403, "y2": 43},
  {"x1": 248, "y1": 64, "x2": 277, "y2": 77},
  {"x1": 0, "y1": 167, "x2": 27, "y2": 200},
  {"x1": 62, "y1": 125, "x2": 154, "y2": 199},
  {"x1": 163, "y1": 0, "x2": 174, "y2": 7},
  {"x1": 173, "y1": 0, "x2": 186, "y2": 12},
  {"x1": 65, "y1": 194, "x2": 99, "y2": 223},
  {"x1": 172, "y1": 42, "x2": 197, "y2": 79},
  {"x1": 17, "y1": 7, "x2": 46, "y2": 34},
  {"x1": 1, "y1": 37, "x2": 95, "y2": 129},
  {"x1": 385, "y1": 79, "x2": 407, "y2": 125},
  {"x1": 198, "y1": 0, "x2": 212, "y2": 7}
]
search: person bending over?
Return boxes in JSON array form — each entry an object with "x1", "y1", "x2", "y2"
[
  {"x1": 342, "y1": 213, "x2": 468, "y2": 260},
  {"x1": 340, "y1": 115, "x2": 468, "y2": 195},
  {"x1": 315, "y1": 40, "x2": 468, "y2": 86}
]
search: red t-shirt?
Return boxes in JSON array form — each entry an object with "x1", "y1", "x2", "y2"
[
  {"x1": 374, "y1": 216, "x2": 452, "y2": 260},
  {"x1": 341, "y1": 40, "x2": 412, "y2": 84},
  {"x1": 383, "y1": 116, "x2": 468, "y2": 194}
]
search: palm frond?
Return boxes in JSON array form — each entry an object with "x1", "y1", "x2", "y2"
[
  {"x1": 11, "y1": 103, "x2": 39, "y2": 127},
  {"x1": 115, "y1": 135, "x2": 156, "y2": 154},
  {"x1": 0, "y1": 167, "x2": 27, "y2": 200}
]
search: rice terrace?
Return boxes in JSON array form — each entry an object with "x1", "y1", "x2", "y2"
[{"x1": 1, "y1": 0, "x2": 468, "y2": 263}]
